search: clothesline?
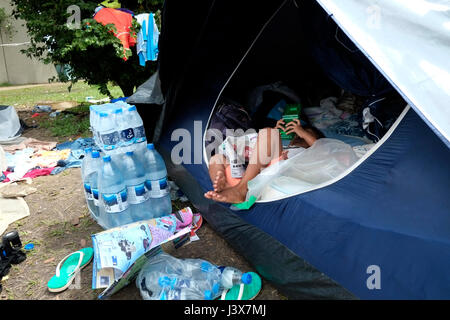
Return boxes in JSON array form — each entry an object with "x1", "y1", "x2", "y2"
[{"x1": 0, "y1": 41, "x2": 31, "y2": 47}]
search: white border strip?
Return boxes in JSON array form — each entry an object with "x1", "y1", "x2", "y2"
[
  {"x1": 256, "y1": 105, "x2": 410, "y2": 203},
  {"x1": 202, "y1": 0, "x2": 289, "y2": 166}
]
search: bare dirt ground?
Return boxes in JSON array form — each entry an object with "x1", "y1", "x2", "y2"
[{"x1": 0, "y1": 110, "x2": 284, "y2": 300}]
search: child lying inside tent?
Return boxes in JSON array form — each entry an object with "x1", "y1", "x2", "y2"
[{"x1": 204, "y1": 118, "x2": 327, "y2": 203}]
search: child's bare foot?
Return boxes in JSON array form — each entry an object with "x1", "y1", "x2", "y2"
[
  {"x1": 213, "y1": 170, "x2": 227, "y2": 192},
  {"x1": 204, "y1": 184, "x2": 247, "y2": 204}
]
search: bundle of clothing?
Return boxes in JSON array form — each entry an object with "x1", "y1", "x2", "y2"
[
  {"x1": 93, "y1": 1, "x2": 159, "y2": 64},
  {"x1": 0, "y1": 137, "x2": 97, "y2": 183}
]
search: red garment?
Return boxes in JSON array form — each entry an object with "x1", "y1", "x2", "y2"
[
  {"x1": 2, "y1": 167, "x2": 55, "y2": 182},
  {"x1": 94, "y1": 7, "x2": 136, "y2": 60}
]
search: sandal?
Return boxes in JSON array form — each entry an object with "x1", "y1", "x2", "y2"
[{"x1": 47, "y1": 247, "x2": 93, "y2": 293}]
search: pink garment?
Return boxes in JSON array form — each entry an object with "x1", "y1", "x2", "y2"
[{"x1": 2, "y1": 167, "x2": 55, "y2": 182}]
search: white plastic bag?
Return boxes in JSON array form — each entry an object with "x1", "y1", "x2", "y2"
[
  {"x1": 0, "y1": 106, "x2": 21, "y2": 142},
  {"x1": 246, "y1": 138, "x2": 359, "y2": 201}
]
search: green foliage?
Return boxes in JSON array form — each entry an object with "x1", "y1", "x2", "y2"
[
  {"x1": 0, "y1": 7, "x2": 16, "y2": 39},
  {"x1": 40, "y1": 112, "x2": 91, "y2": 137},
  {"x1": 10, "y1": 0, "x2": 164, "y2": 97}
]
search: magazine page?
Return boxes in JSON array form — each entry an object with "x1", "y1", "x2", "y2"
[{"x1": 92, "y1": 207, "x2": 194, "y2": 290}]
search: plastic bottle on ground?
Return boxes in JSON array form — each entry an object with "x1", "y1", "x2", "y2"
[
  {"x1": 136, "y1": 253, "x2": 221, "y2": 300},
  {"x1": 142, "y1": 143, "x2": 172, "y2": 218},
  {"x1": 187, "y1": 260, "x2": 222, "y2": 298},
  {"x1": 158, "y1": 277, "x2": 215, "y2": 300},
  {"x1": 98, "y1": 155, "x2": 133, "y2": 229},
  {"x1": 122, "y1": 151, "x2": 151, "y2": 222},
  {"x1": 220, "y1": 267, "x2": 253, "y2": 289}
]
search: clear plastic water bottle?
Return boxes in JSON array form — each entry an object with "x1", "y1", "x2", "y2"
[
  {"x1": 122, "y1": 151, "x2": 151, "y2": 222},
  {"x1": 81, "y1": 149, "x2": 102, "y2": 222},
  {"x1": 81, "y1": 148, "x2": 95, "y2": 213},
  {"x1": 136, "y1": 252, "x2": 221, "y2": 300},
  {"x1": 89, "y1": 106, "x2": 102, "y2": 147},
  {"x1": 189, "y1": 261, "x2": 222, "y2": 298},
  {"x1": 124, "y1": 105, "x2": 146, "y2": 153},
  {"x1": 98, "y1": 155, "x2": 133, "y2": 229},
  {"x1": 89, "y1": 151, "x2": 103, "y2": 226},
  {"x1": 89, "y1": 106, "x2": 98, "y2": 144},
  {"x1": 158, "y1": 277, "x2": 215, "y2": 300},
  {"x1": 115, "y1": 107, "x2": 135, "y2": 153},
  {"x1": 142, "y1": 143, "x2": 172, "y2": 218},
  {"x1": 97, "y1": 110, "x2": 120, "y2": 155},
  {"x1": 220, "y1": 267, "x2": 252, "y2": 289}
]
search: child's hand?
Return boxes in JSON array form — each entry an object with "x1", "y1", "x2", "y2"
[
  {"x1": 285, "y1": 119, "x2": 304, "y2": 137},
  {"x1": 274, "y1": 119, "x2": 286, "y2": 131}
]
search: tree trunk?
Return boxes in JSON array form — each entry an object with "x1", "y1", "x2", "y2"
[{"x1": 118, "y1": 82, "x2": 135, "y2": 98}]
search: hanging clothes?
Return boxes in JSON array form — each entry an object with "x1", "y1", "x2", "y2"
[
  {"x1": 135, "y1": 13, "x2": 159, "y2": 66},
  {"x1": 94, "y1": 7, "x2": 136, "y2": 61}
]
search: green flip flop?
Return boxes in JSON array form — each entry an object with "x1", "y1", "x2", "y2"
[
  {"x1": 220, "y1": 272, "x2": 262, "y2": 300},
  {"x1": 47, "y1": 247, "x2": 94, "y2": 293}
]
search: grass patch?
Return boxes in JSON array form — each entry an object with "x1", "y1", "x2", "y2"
[
  {"x1": 0, "y1": 81, "x2": 122, "y2": 108},
  {"x1": 40, "y1": 113, "x2": 90, "y2": 137},
  {"x1": 37, "y1": 102, "x2": 92, "y2": 138},
  {"x1": 63, "y1": 103, "x2": 90, "y2": 116}
]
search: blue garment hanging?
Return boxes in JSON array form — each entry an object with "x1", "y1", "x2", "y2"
[{"x1": 136, "y1": 13, "x2": 159, "y2": 66}]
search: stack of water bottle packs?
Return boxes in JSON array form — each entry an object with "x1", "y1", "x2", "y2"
[
  {"x1": 136, "y1": 253, "x2": 253, "y2": 300},
  {"x1": 82, "y1": 101, "x2": 172, "y2": 229}
]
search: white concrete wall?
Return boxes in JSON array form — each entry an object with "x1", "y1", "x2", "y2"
[{"x1": 0, "y1": 0, "x2": 57, "y2": 85}]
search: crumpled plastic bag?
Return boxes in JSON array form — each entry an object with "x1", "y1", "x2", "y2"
[{"x1": 246, "y1": 138, "x2": 359, "y2": 201}]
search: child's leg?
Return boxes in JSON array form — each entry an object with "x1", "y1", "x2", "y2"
[
  {"x1": 208, "y1": 154, "x2": 229, "y2": 192},
  {"x1": 205, "y1": 128, "x2": 282, "y2": 203}
]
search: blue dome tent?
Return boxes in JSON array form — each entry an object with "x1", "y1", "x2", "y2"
[{"x1": 144, "y1": 0, "x2": 450, "y2": 299}]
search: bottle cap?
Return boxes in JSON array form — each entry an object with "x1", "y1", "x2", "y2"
[
  {"x1": 92, "y1": 151, "x2": 100, "y2": 158},
  {"x1": 147, "y1": 143, "x2": 155, "y2": 150},
  {"x1": 103, "y1": 155, "x2": 111, "y2": 162},
  {"x1": 114, "y1": 108, "x2": 123, "y2": 114},
  {"x1": 126, "y1": 151, "x2": 133, "y2": 156},
  {"x1": 204, "y1": 290, "x2": 213, "y2": 300},
  {"x1": 99, "y1": 112, "x2": 108, "y2": 117},
  {"x1": 84, "y1": 147, "x2": 92, "y2": 154},
  {"x1": 128, "y1": 106, "x2": 137, "y2": 112},
  {"x1": 241, "y1": 272, "x2": 252, "y2": 285}
]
